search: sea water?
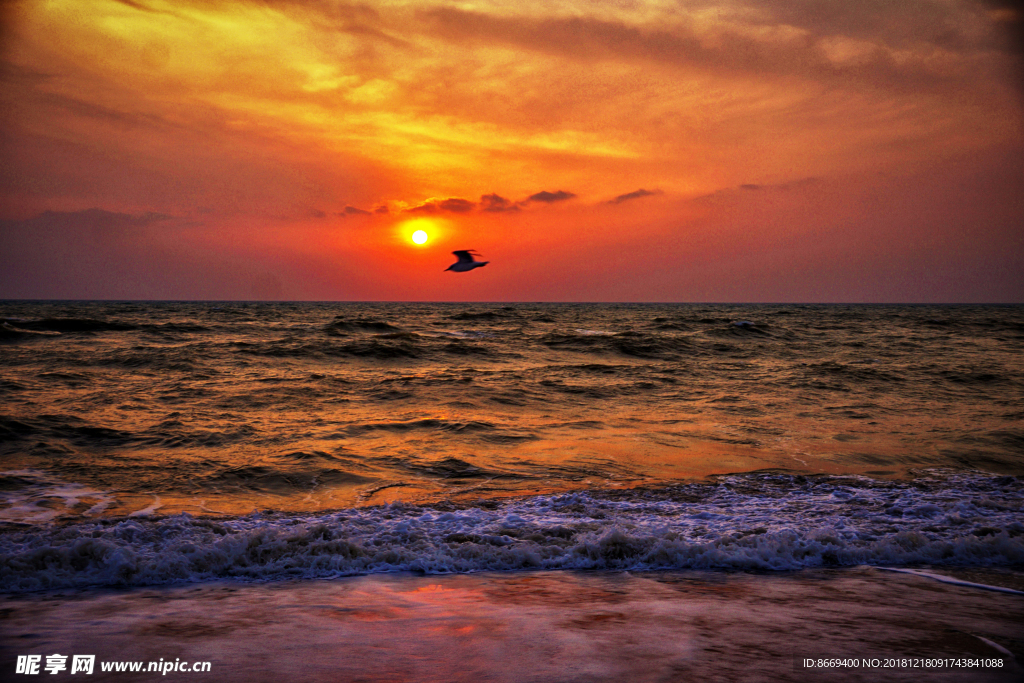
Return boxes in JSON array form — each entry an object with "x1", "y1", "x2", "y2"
[{"x1": 1, "y1": 302, "x2": 1022, "y2": 591}]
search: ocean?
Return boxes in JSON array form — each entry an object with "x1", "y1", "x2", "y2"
[{"x1": 2, "y1": 301, "x2": 1022, "y2": 680}]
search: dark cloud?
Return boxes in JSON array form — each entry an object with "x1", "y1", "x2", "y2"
[
  {"x1": 419, "y1": 5, "x2": 1018, "y2": 96},
  {"x1": 609, "y1": 188, "x2": 662, "y2": 204},
  {"x1": 1, "y1": 208, "x2": 172, "y2": 235},
  {"x1": 692, "y1": 177, "x2": 822, "y2": 204},
  {"x1": 3, "y1": 74, "x2": 172, "y2": 132},
  {"x1": 408, "y1": 197, "x2": 476, "y2": 213},
  {"x1": 527, "y1": 190, "x2": 576, "y2": 203},
  {"x1": 0, "y1": 209, "x2": 174, "y2": 297},
  {"x1": 748, "y1": 0, "x2": 1023, "y2": 55},
  {"x1": 437, "y1": 197, "x2": 475, "y2": 212},
  {"x1": 479, "y1": 193, "x2": 520, "y2": 212},
  {"x1": 988, "y1": 1, "x2": 1024, "y2": 51},
  {"x1": 373, "y1": 205, "x2": 390, "y2": 214},
  {"x1": 983, "y1": 0, "x2": 1024, "y2": 88},
  {"x1": 338, "y1": 205, "x2": 371, "y2": 216},
  {"x1": 0, "y1": 207, "x2": 300, "y2": 300}
]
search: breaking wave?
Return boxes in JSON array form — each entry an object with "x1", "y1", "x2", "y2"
[{"x1": 2, "y1": 471, "x2": 1021, "y2": 592}]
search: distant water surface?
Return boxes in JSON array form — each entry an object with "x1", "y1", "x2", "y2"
[{"x1": 1, "y1": 302, "x2": 1022, "y2": 590}]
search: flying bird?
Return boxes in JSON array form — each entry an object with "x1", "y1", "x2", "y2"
[{"x1": 445, "y1": 250, "x2": 489, "y2": 273}]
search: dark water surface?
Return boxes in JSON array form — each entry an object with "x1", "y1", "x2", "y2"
[{"x1": 1, "y1": 302, "x2": 1022, "y2": 590}]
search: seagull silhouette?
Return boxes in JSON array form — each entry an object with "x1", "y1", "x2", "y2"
[{"x1": 445, "y1": 250, "x2": 489, "y2": 272}]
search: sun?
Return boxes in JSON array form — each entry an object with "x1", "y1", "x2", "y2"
[{"x1": 398, "y1": 217, "x2": 444, "y2": 246}]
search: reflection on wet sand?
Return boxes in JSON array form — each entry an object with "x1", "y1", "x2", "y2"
[{"x1": 2, "y1": 568, "x2": 1020, "y2": 682}]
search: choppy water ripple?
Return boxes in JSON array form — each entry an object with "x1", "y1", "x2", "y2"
[{"x1": 1, "y1": 302, "x2": 1022, "y2": 527}]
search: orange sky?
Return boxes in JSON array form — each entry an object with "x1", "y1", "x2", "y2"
[{"x1": 1, "y1": 0, "x2": 1022, "y2": 301}]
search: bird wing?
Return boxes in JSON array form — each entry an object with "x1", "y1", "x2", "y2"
[{"x1": 452, "y1": 250, "x2": 479, "y2": 263}]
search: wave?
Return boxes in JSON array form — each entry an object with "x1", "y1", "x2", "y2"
[
  {"x1": 442, "y1": 341, "x2": 492, "y2": 356},
  {"x1": 140, "y1": 322, "x2": 212, "y2": 335},
  {"x1": 703, "y1": 321, "x2": 793, "y2": 339},
  {"x1": 1, "y1": 322, "x2": 62, "y2": 341},
  {"x1": 139, "y1": 422, "x2": 258, "y2": 448},
  {"x1": 324, "y1": 318, "x2": 403, "y2": 334},
  {"x1": 0, "y1": 414, "x2": 135, "y2": 446},
  {"x1": 206, "y1": 465, "x2": 374, "y2": 492},
  {"x1": 541, "y1": 331, "x2": 690, "y2": 358},
  {"x1": 342, "y1": 419, "x2": 534, "y2": 445},
  {"x1": 447, "y1": 310, "x2": 509, "y2": 321},
  {"x1": 2, "y1": 471, "x2": 1021, "y2": 592},
  {"x1": 0, "y1": 415, "x2": 262, "y2": 450},
  {"x1": 235, "y1": 337, "x2": 422, "y2": 360},
  {"x1": 2, "y1": 317, "x2": 137, "y2": 333},
  {"x1": 802, "y1": 361, "x2": 906, "y2": 384},
  {"x1": 353, "y1": 418, "x2": 496, "y2": 433}
]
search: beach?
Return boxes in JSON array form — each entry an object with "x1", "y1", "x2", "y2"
[{"x1": 3, "y1": 567, "x2": 1022, "y2": 682}]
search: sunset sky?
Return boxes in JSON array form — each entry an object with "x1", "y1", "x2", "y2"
[{"x1": 1, "y1": 0, "x2": 1022, "y2": 302}]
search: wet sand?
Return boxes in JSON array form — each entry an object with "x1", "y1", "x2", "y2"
[{"x1": 3, "y1": 567, "x2": 1022, "y2": 682}]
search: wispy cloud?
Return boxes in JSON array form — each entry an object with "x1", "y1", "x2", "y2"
[
  {"x1": 1, "y1": 208, "x2": 173, "y2": 234},
  {"x1": 408, "y1": 197, "x2": 477, "y2": 213},
  {"x1": 527, "y1": 190, "x2": 576, "y2": 203},
  {"x1": 479, "y1": 193, "x2": 520, "y2": 212},
  {"x1": 418, "y1": 3, "x2": 1022, "y2": 96},
  {"x1": 609, "y1": 188, "x2": 662, "y2": 204}
]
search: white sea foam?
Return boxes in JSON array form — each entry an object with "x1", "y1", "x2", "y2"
[
  {"x1": 1, "y1": 471, "x2": 1021, "y2": 592},
  {"x1": 875, "y1": 567, "x2": 1024, "y2": 595},
  {"x1": 128, "y1": 496, "x2": 163, "y2": 518},
  {"x1": 0, "y1": 470, "x2": 115, "y2": 524}
]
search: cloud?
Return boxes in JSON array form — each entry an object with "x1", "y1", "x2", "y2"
[
  {"x1": 1, "y1": 208, "x2": 173, "y2": 235},
  {"x1": 396, "y1": 191, "x2": 585, "y2": 214},
  {"x1": 339, "y1": 205, "x2": 371, "y2": 216},
  {"x1": 0, "y1": 206, "x2": 317, "y2": 300},
  {"x1": 408, "y1": 197, "x2": 476, "y2": 213},
  {"x1": 609, "y1": 188, "x2": 662, "y2": 204},
  {"x1": 0, "y1": 208, "x2": 176, "y2": 297},
  {"x1": 527, "y1": 190, "x2": 576, "y2": 203},
  {"x1": 418, "y1": 5, "x2": 1020, "y2": 97},
  {"x1": 111, "y1": 0, "x2": 406, "y2": 47},
  {"x1": 692, "y1": 177, "x2": 823, "y2": 205},
  {"x1": 479, "y1": 193, "x2": 520, "y2": 212},
  {"x1": 437, "y1": 197, "x2": 475, "y2": 212},
  {"x1": 407, "y1": 203, "x2": 439, "y2": 214},
  {"x1": 109, "y1": 0, "x2": 183, "y2": 17}
]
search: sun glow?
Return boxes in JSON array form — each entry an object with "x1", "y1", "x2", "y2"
[{"x1": 399, "y1": 217, "x2": 444, "y2": 246}]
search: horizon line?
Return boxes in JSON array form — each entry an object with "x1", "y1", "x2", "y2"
[{"x1": 2, "y1": 299, "x2": 1023, "y2": 306}]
